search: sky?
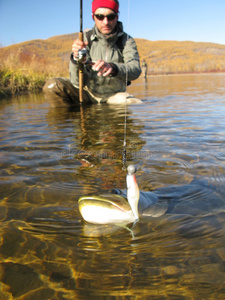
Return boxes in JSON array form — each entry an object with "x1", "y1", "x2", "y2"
[{"x1": 1, "y1": 0, "x2": 225, "y2": 47}]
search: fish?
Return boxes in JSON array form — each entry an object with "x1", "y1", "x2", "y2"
[{"x1": 78, "y1": 165, "x2": 168, "y2": 224}]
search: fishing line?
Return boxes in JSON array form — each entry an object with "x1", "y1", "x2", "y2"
[
  {"x1": 122, "y1": 106, "x2": 127, "y2": 170},
  {"x1": 122, "y1": 0, "x2": 130, "y2": 171}
]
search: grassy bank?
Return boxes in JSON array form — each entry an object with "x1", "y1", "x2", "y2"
[
  {"x1": 0, "y1": 68, "x2": 48, "y2": 98},
  {"x1": 1, "y1": 34, "x2": 225, "y2": 99},
  {"x1": 0, "y1": 48, "x2": 68, "y2": 99}
]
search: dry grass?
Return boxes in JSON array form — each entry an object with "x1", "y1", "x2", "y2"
[
  {"x1": 1, "y1": 32, "x2": 225, "y2": 97},
  {"x1": 136, "y1": 39, "x2": 225, "y2": 74}
]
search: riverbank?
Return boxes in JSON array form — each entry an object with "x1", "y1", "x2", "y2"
[
  {"x1": 0, "y1": 69, "x2": 47, "y2": 99},
  {"x1": 1, "y1": 68, "x2": 225, "y2": 100},
  {"x1": 1, "y1": 34, "x2": 225, "y2": 100}
]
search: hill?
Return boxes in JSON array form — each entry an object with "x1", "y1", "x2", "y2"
[
  {"x1": 1, "y1": 33, "x2": 225, "y2": 97},
  {"x1": 1, "y1": 33, "x2": 225, "y2": 77},
  {"x1": 0, "y1": 33, "x2": 78, "y2": 78},
  {"x1": 135, "y1": 39, "x2": 225, "y2": 74}
]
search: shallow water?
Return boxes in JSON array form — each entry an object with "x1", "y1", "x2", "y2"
[{"x1": 1, "y1": 74, "x2": 225, "y2": 299}]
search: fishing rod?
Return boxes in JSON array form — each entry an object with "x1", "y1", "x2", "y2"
[{"x1": 78, "y1": 0, "x2": 84, "y2": 103}]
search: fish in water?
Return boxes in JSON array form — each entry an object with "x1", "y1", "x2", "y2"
[{"x1": 78, "y1": 165, "x2": 167, "y2": 224}]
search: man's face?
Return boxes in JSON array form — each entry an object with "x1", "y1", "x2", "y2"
[{"x1": 93, "y1": 8, "x2": 118, "y2": 35}]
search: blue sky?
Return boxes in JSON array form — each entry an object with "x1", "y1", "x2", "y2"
[{"x1": 0, "y1": 0, "x2": 225, "y2": 47}]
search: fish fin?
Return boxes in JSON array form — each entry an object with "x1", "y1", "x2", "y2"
[{"x1": 143, "y1": 203, "x2": 168, "y2": 217}]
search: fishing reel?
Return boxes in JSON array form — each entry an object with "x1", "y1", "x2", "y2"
[{"x1": 78, "y1": 48, "x2": 87, "y2": 64}]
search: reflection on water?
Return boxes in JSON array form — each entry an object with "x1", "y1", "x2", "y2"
[{"x1": 1, "y1": 74, "x2": 225, "y2": 299}]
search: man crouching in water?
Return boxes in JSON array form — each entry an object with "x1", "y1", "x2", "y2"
[{"x1": 43, "y1": 0, "x2": 142, "y2": 107}]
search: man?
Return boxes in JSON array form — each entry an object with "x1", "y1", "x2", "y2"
[
  {"x1": 43, "y1": 0, "x2": 142, "y2": 107},
  {"x1": 142, "y1": 59, "x2": 148, "y2": 79}
]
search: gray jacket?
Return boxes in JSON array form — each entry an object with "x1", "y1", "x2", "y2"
[{"x1": 69, "y1": 22, "x2": 141, "y2": 98}]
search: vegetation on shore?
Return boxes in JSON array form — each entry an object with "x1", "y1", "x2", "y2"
[
  {"x1": 1, "y1": 32, "x2": 225, "y2": 98},
  {"x1": 136, "y1": 39, "x2": 225, "y2": 75},
  {"x1": 0, "y1": 33, "x2": 76, "y2": 98},
  {"x1": 0, "y1": 68, "x2": 46, "y2": 98}
]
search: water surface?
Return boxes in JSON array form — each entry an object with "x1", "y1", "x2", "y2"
[{"x1": 1, "y1": 74, "x2": 225, "y2": 299}]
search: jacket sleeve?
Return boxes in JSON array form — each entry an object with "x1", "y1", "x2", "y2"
[
  {"x1": 69, "y1": 55, "x2": 79, "y2": 88},
  {"x1": 113, "y1": 37, "x2": 142, "y2": 81}
]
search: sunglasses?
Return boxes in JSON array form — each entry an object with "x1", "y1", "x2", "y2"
[{"x1": 94, "y1": 13, "x2": 117, "y2": 21}]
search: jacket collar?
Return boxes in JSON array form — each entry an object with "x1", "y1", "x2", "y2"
[{"x1": 91, "y1": 21, "x2": 124, "y2": 42}]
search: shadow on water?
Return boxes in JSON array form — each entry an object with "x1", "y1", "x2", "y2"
[{"x1": 1, "y1": 74, "x2": 225, "y2": 298}]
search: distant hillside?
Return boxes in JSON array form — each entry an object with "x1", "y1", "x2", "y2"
[
  {"x1": 1, "y1": 32, "x2": 225, "y2": 77},
  {"x1": 0, "y1": 33, "x2": 78, "y2": 78},
  {"x1": 135, "y1": 39, "x2": 225, "y2": 74}
]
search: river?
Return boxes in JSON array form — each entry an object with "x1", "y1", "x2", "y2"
[{"x1": 1, "y1": 74, "x2": 225, "y2": 299}]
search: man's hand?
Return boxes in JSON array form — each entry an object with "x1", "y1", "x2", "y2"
[
  {"x1": 72, "y1": 41, "x2": 115, "y2": 77},
  {"x1": 72, "y1": 40, "x2": 88, "y2": 59},
  {"x1": 92, "y1": 60, "x2": 113, "y2": 77}
]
